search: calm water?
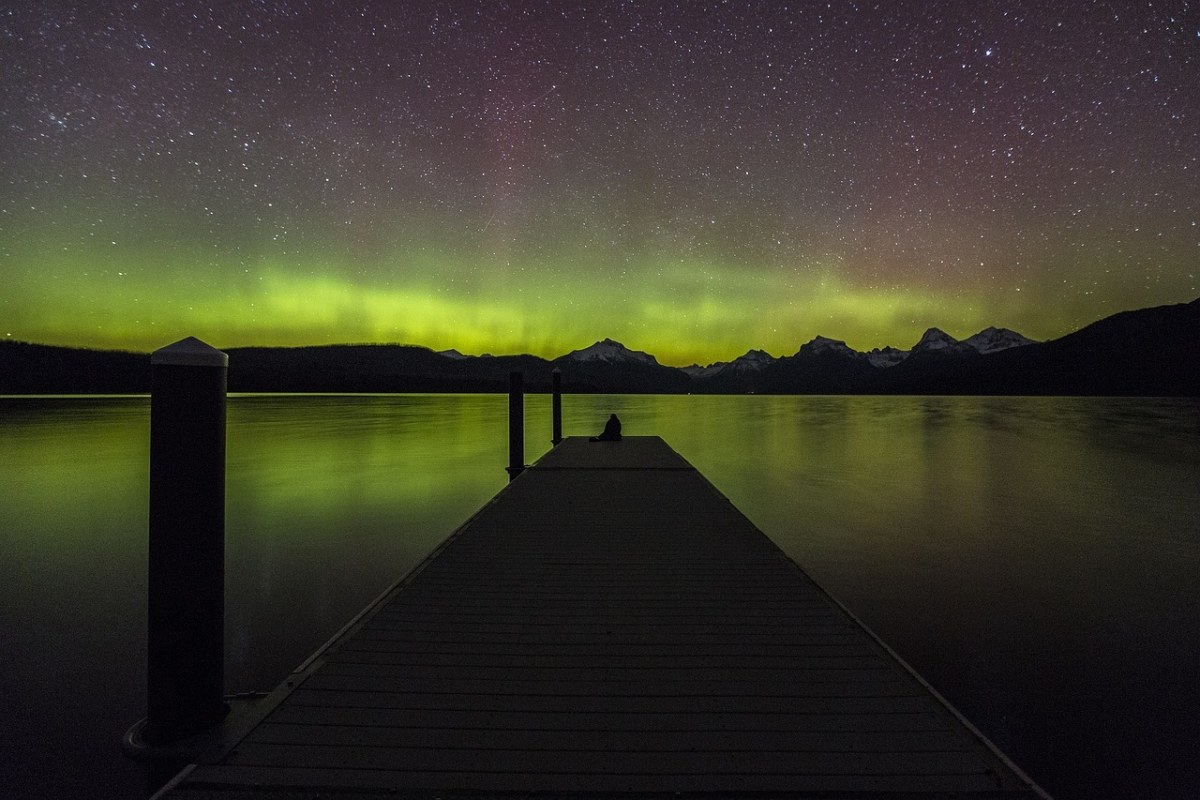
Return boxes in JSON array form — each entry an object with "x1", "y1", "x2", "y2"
[{"x1": 2, "y1": 394, "x2": 1198, "y2": 799}]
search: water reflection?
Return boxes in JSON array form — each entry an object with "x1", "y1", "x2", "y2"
[
  {"x1": 562, "y1": 395, "x2": 1200, "y2": 800},
  {"x1": 1, "y1": 394, "x2": 1198, "y2": 799},
  {"x1": 221, "y1": 394, "x2": 538, "y2": 691}
]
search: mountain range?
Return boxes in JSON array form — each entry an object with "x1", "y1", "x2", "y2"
[{"x1": 1, "y1": 297, "x2": 1197, "y2": 395}]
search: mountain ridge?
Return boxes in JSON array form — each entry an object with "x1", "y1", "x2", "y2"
[{"x1": 2, "y1": 298, "x2": 1196, "y2": 395}]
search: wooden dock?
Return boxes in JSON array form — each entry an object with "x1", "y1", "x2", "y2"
[{"x1": 156, "y1": 436, "x2": 1049, "y2": 798}]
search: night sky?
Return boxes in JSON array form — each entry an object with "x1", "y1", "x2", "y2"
[{"x1": 3, "y1": 1, "x2": 1197, "y2": 365}]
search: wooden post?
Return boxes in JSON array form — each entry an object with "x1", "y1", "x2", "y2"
[
  {"x1": 147, "y1": 337, "x2": 228, "y2": 744},
  {"x1": 551, "y1": 368, "x2": 563, "y2": 445},
  {"x1": 507, "y1": 371, "x2": 524, "y2": 481}
]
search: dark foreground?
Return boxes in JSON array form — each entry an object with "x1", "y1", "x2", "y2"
[{"x1": 155, "y1": 436, "x2": 1048, "y2": 798}]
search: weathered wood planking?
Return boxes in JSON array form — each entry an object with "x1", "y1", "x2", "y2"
[{"x1": 158, "y1": 436, "x2": 1049, "y2": 798}]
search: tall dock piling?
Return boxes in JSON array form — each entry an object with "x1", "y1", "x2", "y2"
[
  {"x1": 146, "y1": 337, "x2": 229, "y2": 745},
  {"x1": 551, "y1": 368, "x2": 563, "y2": 445},
  {"x1": 506, "y1": 370, "x2": 524, "y2": 480}
]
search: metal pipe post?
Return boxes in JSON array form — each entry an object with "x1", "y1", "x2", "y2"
[
  {"x1": 507, "y1": 371, "x2": 524, "y2": 480},
  {"x1": 551, "y1": 368, "x2": 563, "y2": 445},
  {"x1": 146, "y1": 337, "x2": 228, "y2": 744}
]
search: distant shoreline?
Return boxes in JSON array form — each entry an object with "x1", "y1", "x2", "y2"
[{"x1": 2, "y1": 298, "x2": 1198, "y2": 397}]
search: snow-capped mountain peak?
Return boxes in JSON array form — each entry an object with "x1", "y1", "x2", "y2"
[
  {"x1": 866, "y1": 346, "x2": 908, "y2": 368},
  {"x1": 797, "y1": 336, "x2": 859, "y2": 358},
  {"x1": 565, "y1": 338, "x2": 660, "y2": 366},
  {"x1": 962, "y1": 327, "x2": 1036, "y2": 354},
  {"x1": 679, "y1": 362, "x2": 715, "y2": 377},
  {"x1": 681, "y1": 360, "x2": 728, "y2": 379},
  {"x1": 733, "y1": 349, "x2": 776, "y2": 369},
  {"x1": 912, "y1": 327, "x2": 962, "y2": 352},
  {"x1": 680, "y1": 349, "x2": 777, "y2": 380},
  {"x1": 437, "y1": 348, "x2": 468, "y2": 360}
]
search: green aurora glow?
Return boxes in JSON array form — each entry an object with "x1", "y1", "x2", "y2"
[
  {"x1": 2, "y1": 3, "x2": 1197, "y2": 365},
  {"x1": 5, "y1": 213, "x2": 1187, "y2": 365}
]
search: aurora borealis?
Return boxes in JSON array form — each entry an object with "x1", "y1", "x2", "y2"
[{"x1": 2, "y1": 2, "x2": 1197, "y2": 366}]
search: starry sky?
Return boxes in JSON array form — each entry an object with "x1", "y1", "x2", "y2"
[{"x1": 3, "y1": 1, "x2": 1197, "y2": 366}]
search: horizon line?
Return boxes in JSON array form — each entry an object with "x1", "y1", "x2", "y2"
[{"x1": 5, "y1": 294, "x2": 1196, "y2": 368}]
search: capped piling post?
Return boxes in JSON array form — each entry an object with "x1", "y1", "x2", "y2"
[
  {"x1": 551, "y1": 368, "x2": 563, "y2": 445},
  {"x1": 147, "y1": 337, "x2": 228, "y2": 745},
  {"x1": 507, "y1": 371, "x2": 525, "y2": 481}
]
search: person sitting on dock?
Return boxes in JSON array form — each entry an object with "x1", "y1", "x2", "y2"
[{"x1": 589, "y1": 413, "x2": 622, "y2": 442}]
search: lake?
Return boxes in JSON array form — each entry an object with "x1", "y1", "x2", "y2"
[{"x1": 2, "y1": 393, "x2": 1198, "y2": 799}]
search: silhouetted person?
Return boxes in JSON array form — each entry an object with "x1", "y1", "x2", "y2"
[{"x1": 589, "y1": 413, "x2": 622, "y2": 442}]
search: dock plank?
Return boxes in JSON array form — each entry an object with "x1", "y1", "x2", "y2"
[
  {"x1": 245, "y1": 723, "x2": 973, "y2": 753},
  {"x1": 218, "y1": 741, "x2": 991, "y2": 775},
  {"x1": 266, "y1": 703, "x2": 953, "y2": 732},
  {"x1": 159, "y1": 436, "x2": 1048, "y2": 798},
  {"x1": 182, "y1": 764, "x2": 1014, "y2": 795}
]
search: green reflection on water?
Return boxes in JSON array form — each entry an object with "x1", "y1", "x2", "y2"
[{"x1": 2, "y1": 393, "x2": 1199, "y2": 800}]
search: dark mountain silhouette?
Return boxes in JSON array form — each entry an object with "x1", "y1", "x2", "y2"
[
  {"x1": 552, "y1": 339, "x2": 692, "y2": 394},
  {"x1": 0, "y1": 341, "x2": 149, "y2": 393},
  {"x1": 753, "y1": 336, "x2": 878, "y2": 394},
  {"x1": 230, "y1": 346, "x2": 579, "y2": 393},
  {"x1": 843, "y1": 297, "x2": 1199, "y2": 396},
  {"x1": 228, "y1": 345, "x2": 460, "y2": 392},
  {"x1": 1, "y1": 298, "x2": 1196, "y2": 395},
  {"x1": 950, "y1": 297, "x2": 1200, "y2": 395},
  {"x1": 963, "y1": 327, "x2": 1035, "y2": 354},
  {"x1": 684, "y1": 349, "x2": 778, "y2": 392}
]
